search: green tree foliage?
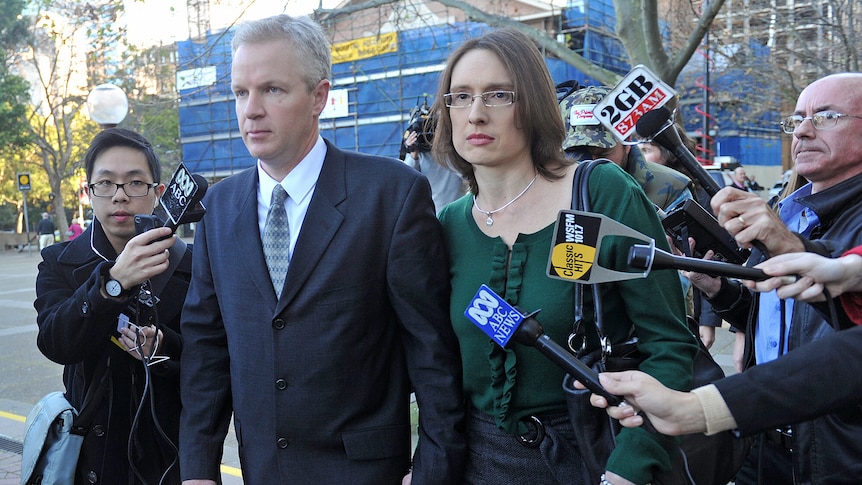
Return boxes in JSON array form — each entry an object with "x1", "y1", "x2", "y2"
[
  {"x1": 0, "y1": 0, "x2": 32, "y2": 150},
  {"x1": 3, "y1": 0, "x2": 124, "y2": 237}
]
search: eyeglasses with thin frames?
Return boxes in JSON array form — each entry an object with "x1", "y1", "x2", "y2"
[
  {"x1": 780, "y1": 111, "x2": 862, "y2": 134},
  {"x1": 88, "y1": 181, "x2": 157, "y2": 198},
  {"x1": 444, "y1": 91, "x2": 516, "y2": 108}
]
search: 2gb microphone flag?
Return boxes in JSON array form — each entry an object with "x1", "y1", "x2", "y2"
[{"x1": 592, "y1": 65, "x2": 677, "y2": 142}]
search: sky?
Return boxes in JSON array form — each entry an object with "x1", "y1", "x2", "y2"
[{"x1": 123, "y1": 0, "x2": 344, "y2": 48}]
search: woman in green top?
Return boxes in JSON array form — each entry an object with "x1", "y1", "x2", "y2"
[{"x1": 431, "y1": 28, "x2": 698, "y2": 485}]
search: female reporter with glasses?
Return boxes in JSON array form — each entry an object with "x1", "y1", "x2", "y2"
[
  {"x1": 33, "y1": 128, "x2": 190, "y2": 484},
  {"x1": 431, "y1": 29, "x2": 697, "y2": 485}
]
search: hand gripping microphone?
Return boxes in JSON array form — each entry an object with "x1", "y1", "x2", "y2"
[
  {"x1": 635, "y1": 106, "x2": 723, "y2": 197},
  {"x1": 637, "y1": 107, "x2": 771, "y2": 259}
]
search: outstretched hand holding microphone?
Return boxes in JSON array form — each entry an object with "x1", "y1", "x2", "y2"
[{"x1": 577, "y1": 246, "x2": 862, "y2": 437}]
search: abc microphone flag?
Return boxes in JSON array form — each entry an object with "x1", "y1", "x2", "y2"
[
  {"x1": 156, "y1": 162, "x2": 207, "y2": 230},
  {"x1": 463, "y1": 284, "x2": 624, "y2": 405}
]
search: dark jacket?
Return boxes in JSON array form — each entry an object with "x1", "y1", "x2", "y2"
[
  {"x1": 34, "y1": 220, "x2": 191, "y2": 484},
  {"x1": 709, "y1": 172, "x2": 862, "y2": 484},
  {"x1": 715, "y1": 325, "x2": 862, "y2": 435},
  {"x1": 37, "y1": 218, "x2": 55, "y2": 235},
  {"x1": 179, "y1": 140, "x2": 466, "y2": 484}
]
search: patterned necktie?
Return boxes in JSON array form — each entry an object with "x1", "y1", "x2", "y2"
[{"x1": 263, "y1": 185, "x2": 290, "y2": 297}]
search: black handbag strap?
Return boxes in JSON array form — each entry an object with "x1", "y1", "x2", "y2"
[{"x1": 570, "y1": 159, "x2": 614, "y2": 359}]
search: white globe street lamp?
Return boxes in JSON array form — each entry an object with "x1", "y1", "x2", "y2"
[{"x1": 86, "y1": 83, "x2": 129, "y2": 128}]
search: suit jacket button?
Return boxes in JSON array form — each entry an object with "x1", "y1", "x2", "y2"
[
  {"x1": 273, "y1": 318, "x2": 285, "y2": 330},
  {"x1": 275, "y1": 378, "x2": 287, "y2": 390},
  {"x1": 277, "y1": 437, "x2": 289, "y2": 449},
  {"x1": 92, "y1": 424, "x2": 106, "y2": 437},
  {"x1": 87, "y1": 470, "x2": 98, "y2": 483}
]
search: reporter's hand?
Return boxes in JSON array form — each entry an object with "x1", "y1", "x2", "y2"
[
  {"x1": 109, "y1": 227, "x2": 176, "y2": 290},
  {"x1": 119, "y1": 324, "x2": 163, "y2": 362},
  {"x1": 404, "y1": 131, "x2": 418, "y2": 151},
  {"x1": 710, "y1": 187, "x2": 803, "y2": 255},
  {"x1": 576, "y1": 371, "x2": 705, "y2": 436},
  {"x1": 666, "y1": 236, "x2": 723, "y2": 296},
  {"x1": 744, "y1": 252, "x2": 862, "y2": 301},
  {"x1": 699, "y1": 325, "x2": 716, "y2": 349}
]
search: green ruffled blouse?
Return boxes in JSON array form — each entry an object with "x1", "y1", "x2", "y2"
[{"x1": 438, "y1": 163, "x2": 698, "y2": 484}]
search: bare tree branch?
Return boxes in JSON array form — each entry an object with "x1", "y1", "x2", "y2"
[{"x1": 318, "y1": 0, "x2": 623, "y2": 85}]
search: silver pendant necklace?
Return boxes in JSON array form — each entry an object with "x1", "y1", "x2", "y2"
[{"x1": 473, "y1": 174, "x2": 539, "y2": 226}]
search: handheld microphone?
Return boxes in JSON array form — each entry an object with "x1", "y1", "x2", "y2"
[
  {"x1": 635, "y1": 107, "x2": 722, "y2": 197},
  {"x1": 628, "y1": 243, "x2": 769, "y2": 281},
  {"x1": 136, "y1": 164, "x2": 208, "y2": 237},
  {"x1": 155, "y1": 164, "x2": 208, "y2": 231},
  {"x1": 464, "y1": 285, "x2": 623, "y2": 405},
  {"x1": 637, "y1": 107, "x2": 771, "y2": 259}
]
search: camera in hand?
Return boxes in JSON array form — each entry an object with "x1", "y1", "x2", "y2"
[
  {"x1": 404, "y1": 97, "x2": 435, "y2": 152},
  {"x1": 662, "y1": 199, "x2": 750, "y2": 264}
]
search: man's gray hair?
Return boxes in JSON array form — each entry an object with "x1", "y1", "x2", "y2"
[{"x1": 231, "y1": 14, "x2": 331, "y2": 91}]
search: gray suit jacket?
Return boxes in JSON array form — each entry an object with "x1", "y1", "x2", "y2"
[{"x1": 180, "y1": 140, "x2": 466, "y2": 484}]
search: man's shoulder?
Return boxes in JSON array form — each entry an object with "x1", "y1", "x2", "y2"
[
  {"x1": 206, "y1": 167, "x2": 256, "y2": 194},
  {"x1": 333, "y1": 148, "x2": 421, "y2": 186},
  {"x1": 342, "y1": 148, "x2": 411, "y2": 170}
]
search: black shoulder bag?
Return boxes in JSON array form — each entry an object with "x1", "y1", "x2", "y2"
[{"x1": 562, "y1": 159, "x2": 748, "y2": 485}]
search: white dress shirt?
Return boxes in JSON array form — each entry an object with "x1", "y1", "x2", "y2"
[{"x1": 256, "y1": 136, "x2": 327, "y2": 260}]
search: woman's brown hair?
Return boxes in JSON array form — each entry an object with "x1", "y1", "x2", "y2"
[{"x1": 431, "y1": 28, "x2": 568, "y2": 195}]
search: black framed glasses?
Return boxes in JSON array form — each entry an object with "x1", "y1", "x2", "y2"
[
  {"x1": 88, "y1": 180, "x2": 157, "y2": 198},
  {"x1": 780, "y1": 111, "x2": 862, "y2": 134},
  {"x1": 444, "y1": 91, "x2": 516, "y2": 108}
]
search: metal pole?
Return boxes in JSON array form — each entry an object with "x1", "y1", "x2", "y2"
[
  {"x1": 22, "y1": 192, "x2": 31, "y2": 256},
  {"x1": 702, "y1": 27, "x2": 711, "y2": 164}
]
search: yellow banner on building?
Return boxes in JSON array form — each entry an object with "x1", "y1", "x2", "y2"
[{"x1": 331, "y1": 32, "x2": 398, "y2": 64}]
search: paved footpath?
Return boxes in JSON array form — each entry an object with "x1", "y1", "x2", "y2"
[{"x1": 0, "y1": 246, "x2": 738, "y2": 483}]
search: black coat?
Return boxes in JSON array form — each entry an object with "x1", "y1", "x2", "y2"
[{"x1": 34, "y1": 219, "x2": 192, "y2": 485}]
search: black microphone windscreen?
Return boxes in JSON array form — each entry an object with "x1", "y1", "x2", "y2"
[
  {"x1": 636, "y1": 106, "x2": 673, "y2": 139},
  {"x1": 191, "y1": 174, "x2": 209, "y2": 198}
]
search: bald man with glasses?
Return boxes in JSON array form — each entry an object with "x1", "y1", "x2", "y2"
[{"x1": 682, "y1": 72, "x2": 862, "y2": 484}]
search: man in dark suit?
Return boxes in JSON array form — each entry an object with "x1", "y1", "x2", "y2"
[{"x1": 179, "y1": 14, "x2": 466, "y2": 485}]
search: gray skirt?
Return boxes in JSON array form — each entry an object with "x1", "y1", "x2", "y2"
[{"x1": 461, "y1": 407, "x2": 586, "y2": 485}]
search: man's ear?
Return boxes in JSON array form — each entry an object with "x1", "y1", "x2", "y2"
[
  {"x1": 154, "y1": 184, "x2": 166, "y2": 208},
  {"x1": 312, "y1": 78, "x2": 331, "y2": 117}
]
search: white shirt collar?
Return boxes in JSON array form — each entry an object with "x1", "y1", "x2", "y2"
[{"x1": 257, "y1": 136, "x2": 326, "y2": 206}]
